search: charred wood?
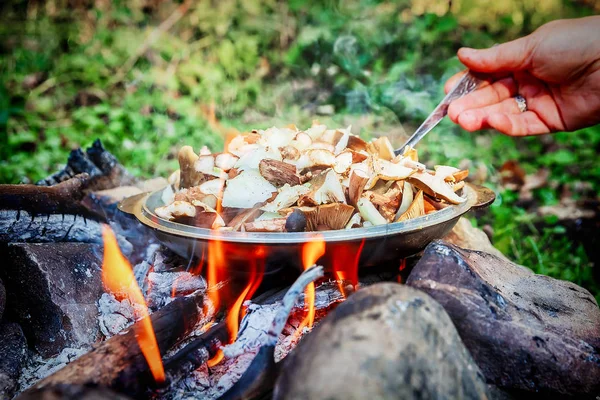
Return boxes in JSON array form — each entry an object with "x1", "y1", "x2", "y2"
[
  {"x1": 38, "y1": 140, "x2": 136, "y2": 191},
  {"x1": 0, "y1": 323, "x2": 28, "y2": 399},
  {"x1": 0, "y1": 174, "x2": 103, "y2": 221},
  {"x1": 17, "y1": 384, "x2": 133, "y2": 400},
  {"x1": 21, "y1": 292, "x2": 205, "y2": 398}
]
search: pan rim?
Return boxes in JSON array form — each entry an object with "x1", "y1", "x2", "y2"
[{"x1": 127, "y1": 184, "x2": 478, "y2": 244}]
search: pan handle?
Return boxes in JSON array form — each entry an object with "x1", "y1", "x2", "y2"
[
  {"x1": 118, "y1": 192, "x2": 148, "y2": 215},
  {"x1": 467, "y1": 183, "x2": 496, "y2": 209}
]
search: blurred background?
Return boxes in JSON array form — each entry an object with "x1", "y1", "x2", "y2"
[{"x1": 1, "y1": 0, "x2": 599, "y2": 298}]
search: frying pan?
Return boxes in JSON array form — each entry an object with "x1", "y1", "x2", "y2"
[{"x1": 118, "y1": 183, "x2": 495, "y2": 274}]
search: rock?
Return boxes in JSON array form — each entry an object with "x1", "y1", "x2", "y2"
[
  {"x1": 15, "y1": 383, "x2": 133, "y2": 400},
  {"x1": 0, "y1": 323, "x2": 28, "y2": 399},
  {"x1": 407, "y1": 241, "x2": 600, "y2": 396},
  {"x1": 274, "y1": 283, "x2": 489, "y2": 400},
  {"x1": 0, "y1": 278, "x2": 5, "y2": 322},
  {"x1": 1, "y1": 243, "x2": 105, "y2": 357},
  {"x1": 443, "y1": 217, "x2": 506, "y2": 260}
]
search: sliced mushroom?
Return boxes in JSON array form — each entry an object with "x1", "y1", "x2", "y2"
[
  {"x1": 280, "y1": 145, "x2": 300, "y2": 161},
  {"x1": 168, "y1": 169, "x2": 180, "y2": 190},
  {"x1": 215, "y1": 153, "x2": 239, "y2": 172},
  {"x1": 396, "y1": 190, "x2": 425, "y2": 222},
  {"x1": 345, "y1": 212, "x2": 362, "y2": 229},
  {"x1": 259, "y1": 126, "x2": 296, "y2": 149},
  {"x1": 333, "y1": 128, "x2": 351, "y2": 155},
  {"x1": 221, "y1": 170, "x2": 277, "y2": 209},
  {"x1": 357, "y1": 197, "x2": 387, "y2": 226},
  {"x1": 348, "y1": 169, "x2": 369, "y2": 207},
  {"x1": 372, "y1": 136, "x2": 395, "y2": 160},
  {"x1": 161, "y1": 185, "x2": 175, "y2": 205},
  {"x1": 227, "y1": 207, "x2": 263, "y2": 231},
  {"x1": 396, "y1": 181, "x2": 414, "y2": 218},
  {"x1": 296, "y1": 149, "x2": 336, "y2": 171},
  {"x1": 155, "y1": 200, "x2": 196, "y2": 221},
  {"x1": 259, "y1": 159, "x2": 301, "y2": 187},
  {"x1": 402, "y1": 146, "x2": 418, "y2": 161},
  {"x1": 285, "y1": 208, "x2": 307, "y2": 232},
  {"x1": 195, "y1": 155, "x2": 215, "y2": 175},
  {"x1": 261, "y1": 184, "x2": 310, "y2": 213},
  {"x1": 301, "y1": 169, "x2": 346, "y2": 206},
  {"x1": 199, "y1": 178, "x2": 226, "y2": 197},
  {"x1": 293, "y1": 203, "x2": 355, "y2": 231},
  {"x1": 346, "y1": 135, "x2": 368, "y2": 152},
  {"x1": 178, "y1": 146, "x2": 209, "y2": 189},
  {"x1": 333, "y1": 151, "x2": 353, "y2": 175},
  {"x1": 244, "y1": 218, "x2": 287, "y2": 232},
  {"x1": 408, "y1": 170, "x2": 466, "y2": 204},
  {"x1": 235, "y1": 147, "x2": 282, "y2": 171},
  {"x1": 305, "y1": 123, "x2": 327, "y2": 141},
  {"x1": 290, "y1": 132, "x2": 313, "y2": 152},
  {"x1": 445, "y1": 169, "x2": 469, "y2": 183},
  {"x1": 372, "y1": 158, "x2": 414, "y2": 181}
]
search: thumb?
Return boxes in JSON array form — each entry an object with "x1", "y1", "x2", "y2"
[{"x1": 458, "y1": 37, "x2": 533, "y2": 73}]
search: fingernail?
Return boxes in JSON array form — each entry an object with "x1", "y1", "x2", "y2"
[{"x1": 458, "y1": 47, "x2": 476, "y2": 57}]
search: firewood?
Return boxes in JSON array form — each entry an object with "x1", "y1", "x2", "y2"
[
  {"x1": 259, "y1": 159, "x2": 301, "y2": 187},
  {"x1": 0, "y1": 174, "x2": 103, "y2": 220},
  {"x1": 21, "y1": 292, "x2": 205, "y2": 398}
]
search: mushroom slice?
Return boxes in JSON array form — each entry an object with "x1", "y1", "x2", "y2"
[
  {"x1": 333, "y1": 151, "x2": 353, "y2": 175},
  {"x1": 290, "y1": 132, "x2": 313, "y2": 152},
  {"x1": 357, "y1": 198, "x2": 387, "y2": 226},
  {"x1": 345, "y1": 213, "x2": 362, "y2": 229},
  {"x1": 408, "y1": 170, "x2": 466, "y2": 204},
  {"x1": 402, "y1": 146, "x2": 419, "y2": 162},
  {"x1": 445, "y1": 169, "x2": 469, "y2": 183},
  {"x1": 259, "y1": 126, "x2": 296, "y2": 149},
  {"x1": 199, "y1": 178, "x2": 226, "y2": 197},
  {"x1": 244, "y1": 218, "x2": 287, "y2": 232},
  {"x1": 308, "y1": 141, "x2": 336, "y2": 152},
  {"x1": 302, "y1": 169, "x2": 346, "y2": 205},
  {"x1": 396, "y1": 181, "x2": 413, "y2": 218},
  {"x1": 373, "y1": 158, "x2": 414, "y2": 181},
  {"x1": 372, "y1": 136, "x2": 396, "y2": 160},
  {"x1": 168, "y1": 169, "x2": 181, "y2": 190},
  {"x1": 280, "y1": 145, "x2": 300, "y2": 161},
  {"x1": 333, "y1": 128, "x2": 351, "y2": 155},
  {"x1": 396, "y1": 190, "x2": 425, "y2": 222},
  {"x1": 434, "y1": 165, "x2": 461, "y2": 181},
  {"x1": 235, "y1": 147, "x2": 282, "y2": 171},
  {"x1": 348, "y1": 169, "x2": 369, "y2": 206},
  {"x1": 178, "y1": 146, "x2": 209, "y2": 189},
  {"x1": 155, "y1": 200, "x2": 196, "y2": 221},
  {"x1": 296, "y1": 149, "x2": 336, "y2": 171},
  {"x1": 190, "y1": 200, "x2": 226, "y2": 229},
  {"x1": 215, "y1": 153, "x2": 239, "y2": 172},
  {"x1": 259, "y1": 159, "x2": 301, "y2": 187},
  {"x1": 316, "y1": 203, "x2": 355, "y2": 230},
  {"x1": 305, "y1": 123, "x2": 327, "y2": 141},
  {"x1": 221, "y1": 170, "x2": 277, "y2": 209},
  {"x1": 346, "y1": 135, "x2": 368, "y2": 152},
  {"x1": 161, "y1": 185, "x2": 175, "y2": 205},
  {"x1": 227, "y1": 207, "x2": 262, "y2": 231},
  {"x1": 194, "y1": 155, "x2": 215, "y2": 175},
  {"x1": 261, "y1": 184, "x2": 310, "y2": 213}
]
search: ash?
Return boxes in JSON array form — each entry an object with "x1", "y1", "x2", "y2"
[{"x1": 17, "y1": 347, "x2": 89, "y2": 393}]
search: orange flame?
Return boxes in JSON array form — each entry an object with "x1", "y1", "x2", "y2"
[
  {"x1": 206, "y1": 242, "x2": 265, "y2": 368},
  {"x1": 332, "y1": 239, "x2": 366, "y2": 298},
  {"x1": 101, "y1": 225, "x2": 165, "y2": 383},
  {"x1": 294, "y1": 238, "x2": 326, "y2": 338},
  {"x1": 397, "y1": 258, "x2": 407, "y2": 283}
]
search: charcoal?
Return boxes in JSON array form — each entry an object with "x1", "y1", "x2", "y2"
[
  {"x1": 38, "y1": 140, "x2": 136, "y2": 190},
  {"x1": 1, "y1": 243, "x2": 105, "y2": 357},
  {"x1": 0, "y1": 278, "x2": 5, "y2": 322},
  {"x1": 274, "y1": 283, "x2": 489, "y2": 400},
  {"x1": 0, "y1": 323, "x2": 28, "y2": 399},
  {"x1": 407, "y1": 241, "x2": 600, "y2": 396}
]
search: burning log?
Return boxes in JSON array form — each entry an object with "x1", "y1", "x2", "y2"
[
  {"x1": 20, "y1": 291, "x2": 206, "y2": 398},
  {"x1": 0, "y1": 174, "x2": 103, "y2": 221}
]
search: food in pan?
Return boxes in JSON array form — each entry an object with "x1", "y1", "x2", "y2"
[{"x1": 156, "y1": 123, "x2": 469, "y2": 232}]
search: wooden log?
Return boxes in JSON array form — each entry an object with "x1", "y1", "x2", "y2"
[
  {"x1": 0, "y1": 174, "x2": 103, "y2": 220},
  {"x1": 17, "y1": 384, "x2": 133, "y2": 400},
  {"x1": 20, "y1": 292, "x2": 205, "y2": 398}
]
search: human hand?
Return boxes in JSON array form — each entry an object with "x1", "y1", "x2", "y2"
[{"x1": 445, "y1": 16, "x2": 600, "y2": 136}]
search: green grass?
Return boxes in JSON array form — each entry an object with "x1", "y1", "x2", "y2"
[{"x1": 1, "y1": 0, "x2": 598, "y2": 300}]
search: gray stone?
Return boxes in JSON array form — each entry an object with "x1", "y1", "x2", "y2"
[
  {"x1": 0, "y1": 323, "x2": 28, "y2": 399},
  {"x1": 274, "y1": 283, "x2": 489, "y2": 400},
  {"x1": 407, "y1": 241, "x2": 600, "y2": 396},
  {"x1": 2, "y1": 243, "x2": 105, "y2": 357}
]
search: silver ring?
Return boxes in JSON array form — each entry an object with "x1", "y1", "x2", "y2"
[{"x1": 515, "y1": 95, "x2": 527, "y2": 113}]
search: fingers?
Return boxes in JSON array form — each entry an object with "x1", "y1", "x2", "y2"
[
  {"x1": 458, "y1": 37, "x2": 533, "y2": 73},
  {"x1": 456, "y1": 97, "x2": 522, "y2": 131},
  {"x1": 488, "y1": 112, "x2": 551, "y2": 136},
  {"x1": 448, "y1": 77, "x2": 517, "y2": 122},
  {"x1": 444, "y1": 71, "x2": 467, "y2": 94}
]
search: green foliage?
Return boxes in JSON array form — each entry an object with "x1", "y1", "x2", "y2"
[{"x1": 0, "y1": 0, "x2": 598, "y2": 299}]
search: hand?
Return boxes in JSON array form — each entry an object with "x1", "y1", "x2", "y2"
[{"x1": 445, "y1": 16, "x2": 600, "y2": 136}]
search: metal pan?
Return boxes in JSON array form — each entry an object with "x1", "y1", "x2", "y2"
[{"x1": 119, "y1": 183, "x2": 494, "y2": 274}]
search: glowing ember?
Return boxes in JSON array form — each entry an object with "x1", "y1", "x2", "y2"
[
  {"x1": 295, "y1": 238, "x2": 326, "y2": 336},
  {"x1": 101, "y1": 225, "x2": 165, "y2": 383},
  {"x1": 332, "y1": 239, "x2": 366, "y2": 298},
  {"x1": 397, "y1": 258, "x2": 407, "y2": 283}
]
